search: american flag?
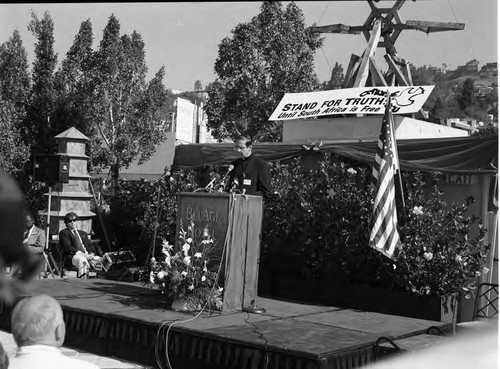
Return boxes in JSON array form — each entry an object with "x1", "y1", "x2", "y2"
[{"x1": 369, "y1": 94, "x2": 401, "y2": 259}]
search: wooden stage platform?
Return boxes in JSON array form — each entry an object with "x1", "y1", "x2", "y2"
[{"x1": 0, "y1": 278, "x2": 450, "y2": 369}]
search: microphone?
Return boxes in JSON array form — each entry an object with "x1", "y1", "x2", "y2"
[
  {"x1": 204, "y1": 172, "x2": 220, "y2": 191},
  {"x1": 230, "y1": 177, "x2": 239, "y2": 191},
  {"x1": 222, "y1": 165, "x2": 234, "y2": 182}
]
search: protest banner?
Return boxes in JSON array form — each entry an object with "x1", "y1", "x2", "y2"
[{"x1": 268, "y1": 86, "x2": 434, "y2": 121}]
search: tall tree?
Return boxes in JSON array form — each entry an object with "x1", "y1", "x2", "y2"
[
  {"x1": 0, "y1": 30, "x2": 30, "y2": 109},
  {"x1": 324, "y1": 62, "x2": 344, "y2": 90},
  {"x1": 0, "y1": 30, "x2": 30, "y2": 176},
  {"x1": 0, "y1": 98, "x2": 30, "y2": 176},
  {"x1": 457, "y1": 78, "x2": 476, "y2": 110},
  {"x1": 205, "y1": 1, "x2": 322, "y2": 142},
  {"x1": 26, "y1": 10, "x2": 58, "y2": 156},
  {"x1": 53, "y1": 19, "x2": 94, "y2": 133},
  {"x1": 89, "y1": 14, "x2": 168, "y2": 193},
  {"x1": 53, "y1": 19, "x2": 102, "y2": 173}
]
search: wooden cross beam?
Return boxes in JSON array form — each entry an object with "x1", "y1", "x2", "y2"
[{"x1": 310, "y1": 0, "x2": 464, "y2": 55}]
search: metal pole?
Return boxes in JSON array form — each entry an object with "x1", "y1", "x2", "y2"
[
  {"x1": 43, "y1": 186, "x2": 56, "y2": 278},
  {"x1": 151, "y1": 183, "x2": 162, "y2": 260}
]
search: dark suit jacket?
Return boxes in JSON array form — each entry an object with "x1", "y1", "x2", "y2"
[
  {"x1": 229, "y1": 154, "x2": 272, "y2": 198},
  {"x1": 59, "y1": 228, "x2": 102, "y2": 266}
]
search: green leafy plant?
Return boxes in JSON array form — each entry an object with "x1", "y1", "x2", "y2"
[
  {"x1": 96, "y1": 169, "x2": 197, "y2": 263},
  {"x1": 262, "y1": 154, "x2": 490, "y2": 304},
  {"x1": 395, "y1": 172, "x2": 489, "y2": 301}
]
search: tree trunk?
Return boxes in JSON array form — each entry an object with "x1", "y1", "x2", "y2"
[{"x1": 111, "y1": 158, "x2": 119, "y2": 197}]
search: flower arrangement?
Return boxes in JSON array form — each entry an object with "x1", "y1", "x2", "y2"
[{"x1": 147, "y1": 221, "x2": 223, "y2": 311}]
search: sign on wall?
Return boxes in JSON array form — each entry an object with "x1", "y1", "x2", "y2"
[{"x1": 269, "y1": 85, "x2": 435, "y2": 121}]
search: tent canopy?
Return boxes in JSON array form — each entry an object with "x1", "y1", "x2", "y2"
[
  {"x1": 92, "y1": 133, "x2": 176, "y2": 180},
  {"x1": 173, "y1": 136, "x2": 498, "y2": 174}
]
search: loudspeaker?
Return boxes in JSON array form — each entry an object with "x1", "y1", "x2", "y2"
[{"x1": 33, "y1": 155, "x2": 70, "y2": 184}]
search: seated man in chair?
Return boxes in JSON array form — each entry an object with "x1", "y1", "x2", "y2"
[{"x1": 59, "y1": 212, "x2": 103, "y2": 278}]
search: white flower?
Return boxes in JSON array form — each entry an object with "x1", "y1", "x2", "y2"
[
  {"x1": 183, "y1": 256, "x2": 191, "y2": 266},
  {"x1": 188, "y1": 284, "x2": 195, "y2": 291},
  {"x1": 201, "y1": 276, "x2": 206, "y2": 282},
  {"x1": 157, "y1": 271, "x2": 165, "y2": 280},
  {"x1": 150, "y1": 257, "x2": 156, "y2": 263},
  {"x1": 181, "y1": 271, "x2": 188, "y2": 277},
  {"x1": 186, "y1": 237, "x2": 193, "y2": 244},
  {"x1": 149, "y1": 271, "x2": 155, "y2": 283},
  {"x1": 194, "y1": 252, "x2": 202, "y2": 258},
  {"x1": 392, "y1": 264, "x2": 397, "y2": 270},
  {"x1": 455, "y1": 255, "x2": 462, "y2": 263},
  {"x1": 475, "y1": 271, "x2": 482, "y2": 277},
  {"x1": 203, "y1": 266, "x2": 208, "y2": 272},
  {"x1": 182, "y1": 243, "x2": 190, "y2": 256},
  {"x1": 412, "y1": 206, "x2": 424, "y2": 216},
  {"x1": 425, "y1": 286, "x2": 431, "y2": 295},
  {"x1": 165, "y1": 254, "x2": 171, "y2": 268},
  {"x1": 347, "y1": 168, "x2": 357, "y2": 175},
  {"x1": 217, "y1": 287, "x2": 224, "y2": 293},
  {"x1": 162, "y1": 240, "x2": 173, "y2": 251},
  {"x1": 423, "y1": 252, "x2": 433, "y2": 261}
]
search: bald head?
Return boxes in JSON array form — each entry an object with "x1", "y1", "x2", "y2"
[{"x1": 11, "y1": 294, "x2": 65, "y2": 347}]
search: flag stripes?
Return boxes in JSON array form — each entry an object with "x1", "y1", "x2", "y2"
[{"x1": 369, "y1": 95, "x2": 401, "y2": 259}]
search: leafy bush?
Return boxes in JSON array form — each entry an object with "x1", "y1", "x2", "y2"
[
  {"x1": 395, "y1": 172, "x2": 489, "y2": 299},
  {"x1": 97, "y1": 170, "x2": 197, "y2": 264},
  {"x1": 262, "y1": 153, "x2": 489, "y2": 300}
]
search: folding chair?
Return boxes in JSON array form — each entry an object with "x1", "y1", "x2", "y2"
[{"x1": 472, "y1": 282, "x2": 498, "y2": 321}]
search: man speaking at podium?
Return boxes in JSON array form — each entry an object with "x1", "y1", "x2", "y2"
[{"x1": 228, "y1": 135, "x2": 272, "y2": 199}]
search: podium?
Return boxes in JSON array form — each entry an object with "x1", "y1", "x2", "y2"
[{"x1": 176, "y1": 192, "x2": 263, "y2": 311}]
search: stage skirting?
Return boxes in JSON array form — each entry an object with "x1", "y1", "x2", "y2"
[{"x1": 0, "y1": 279, "x2": 446, "y2": 369}]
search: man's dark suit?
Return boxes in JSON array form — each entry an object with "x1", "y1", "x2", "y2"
[
  {"x1": 229, "y1": 154, "x2": 272, "y2": 198},
  {"x1": 59, "y1": 228, "x2": 102, "y2": 267}
]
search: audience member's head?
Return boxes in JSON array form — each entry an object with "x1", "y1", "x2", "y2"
[
  {"x1": 11, "y1": 294, "x2": 65, "y2": 348},
  {"x1": 24, "y1": 212, "x2": 35, "y2": 232},
  {"x1": 64, "y1": 212, "x2": 79, "y2": 231}
]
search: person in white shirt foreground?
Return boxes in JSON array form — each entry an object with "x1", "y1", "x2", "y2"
[{"x1": 9, "y1": 294, "x2": 99, "y2": 369}]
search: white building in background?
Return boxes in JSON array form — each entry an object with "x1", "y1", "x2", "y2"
[{"x1": 171, "y1": 95, "x2": 217, "y2": 144}]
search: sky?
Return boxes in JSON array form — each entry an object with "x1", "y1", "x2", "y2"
[{"x1": 0, "y1": 1, "x2": 497, "y2": 92}]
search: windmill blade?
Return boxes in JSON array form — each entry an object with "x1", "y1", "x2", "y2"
[
  {"x1": 405, "y1": 20, "x2": 465, "y2": 34},
  {"x1": 309, "y1": 23, "x2": 360, "y2": 35}
]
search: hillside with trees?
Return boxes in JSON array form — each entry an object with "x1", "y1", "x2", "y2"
[
  {"x1": 410, "y1": 61, "x2": 498, "y2": 126},
  {"x1": 321, "y1": 59, "x2": 498, "y2": 129}
]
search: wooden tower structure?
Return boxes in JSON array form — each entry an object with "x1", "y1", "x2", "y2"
[
  {"x1": 310, "y1": 0, "x2": 465, "y2": 90},
  {"x1": 42, "y1": 127, "x2": 96, "y2": 237}
]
